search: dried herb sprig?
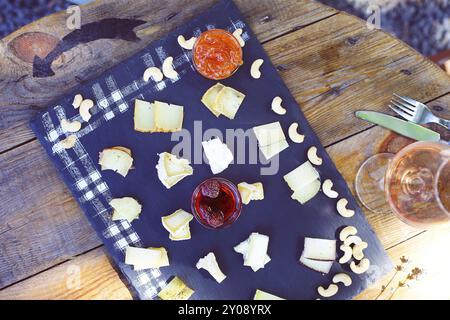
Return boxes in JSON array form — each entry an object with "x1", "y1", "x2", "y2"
[{"x1": 375, "y1": 256, "x2": 423, "y2": 300}]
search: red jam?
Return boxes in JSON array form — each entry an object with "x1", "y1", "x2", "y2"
[
  {"x1": 193, "y1": 29, "x2": 243, "y2": 80},
  {"x1": 192, "y1": 178, "x2": 242, "y2": 229}
]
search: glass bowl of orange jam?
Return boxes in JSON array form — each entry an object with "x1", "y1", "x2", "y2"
[{"x1": 193, "y1": 29, "x2": 243, "y2": 80}]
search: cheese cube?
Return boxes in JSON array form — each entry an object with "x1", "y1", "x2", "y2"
[
  {"x1": 244, "y1": 233, "x2": 270, "y2": 272},
  {"x1": 202, "y1": 138, "x2": 234, "y2": 174}
]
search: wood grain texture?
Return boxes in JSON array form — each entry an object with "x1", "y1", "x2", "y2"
[
  {"x1": 265, "y1": 12, "x2": 450, "y2": 146},
  {"x1": 0, "y1": 140, "x2": 101, "y2": 289},
  {"x1": 0, "y1": 247, "x2": 132, "y2": 300},
  {"x1": 0, "y1": 0, "x2": 336, "y2": 154}
]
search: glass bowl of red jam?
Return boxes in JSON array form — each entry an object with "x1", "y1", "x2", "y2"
[
  {"x1": 193, "y1": 29, "x2": 243, "y2": 80},
  {"x1": 191, "y1": 177, "x2": 242, "y2": 229}
]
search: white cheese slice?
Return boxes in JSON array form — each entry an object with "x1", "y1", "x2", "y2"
[
  {"x1": 161, "y1": 209, "x2": 193, "y2": 235},
  {"x1": 291, "y1": 179, "x2": 321, "y2": 204},
  {"x1": 156, "y1": 152, "x2": 193, "y2": 189},
  {"x1": 99, "y1": 147, "x2": 134, "y2": 177},
  {"x1": 134, "y1": 99, "x2": 156, "y2": 132},
  {"x1": 202, "y1": 138, "x2": 234, "y2": 174},
  {"x1": 244, "y1": 233, "x2": 270, "y2": 272},
  {"x1": 110, "y1": 197, "x2": 142, "y2": 223},
  {"x1": 238, "y1": 182, "x2": 264, "y2": 205},
  {"x1": 299, "y1": 255, "x2": 333, "y2": 274},
  {"x1": 302, "y1": 237, "x2": 337, "y2": 261},
  {"x1": 258, "y1": 139, "x2": 289, "y2": 160},
  {"x1": 253, "y1": 122, "x2": 286, "y2": 147},
  {"x1": 254, "y1": 290, "x2": 285, "y2": 300},
  {"x1": 169, "y1": 224, "x2": 191, "y2": 241},
  {"x1": 201, "y1": 83, "x2": 225, "y2": 117},
  {"x1": 125, "y1": 246, "x2": 169, "y2": 269},
  {"x1": 154, "y1": 101, "x2": 184, "y2": 132},
  {"x1": 215, "y1": 86, "x2": 246, "y2": 119},
  {"x1": 234, "y1": 237, "x2": 271, "y2": 268},
  {"x1": 157, "y1": 276, "x2": 194, "y2": 300},
  {"x1": 283, "y1": 160, "x2": 320, "y2": 192},
  {"x1": 196, "y1": 252, "x2": 227, "y2": 283}
]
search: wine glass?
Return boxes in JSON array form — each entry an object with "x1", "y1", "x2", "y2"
[{"x1": 355, "y1": 141, "x2": 450, "y2": 229}]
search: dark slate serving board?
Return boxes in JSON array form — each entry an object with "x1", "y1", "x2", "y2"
[{"x1": 30, "y1": 0, "x2": 392, "y2": 300}]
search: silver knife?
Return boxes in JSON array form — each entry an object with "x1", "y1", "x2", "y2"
[{"x1": 355, "y1": 110, "x2": 443, "y2": 142}]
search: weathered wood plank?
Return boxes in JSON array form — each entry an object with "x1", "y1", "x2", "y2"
[
  {"x1": 0, "y1": 0, "x2": 336, "y2": 154},
  {"x1": 0, "y1": 140, "x2": 101, "y2": 289},
  {"x1": 265, "y1": 12, "x2": 450, "y2": 146},
  {"x1": 0, "y1": 247, "x2": 132, "y2": 300}
]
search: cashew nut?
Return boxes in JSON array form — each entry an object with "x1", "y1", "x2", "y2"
[
  {"x1": 352, "y1": 242, "x2": 368, "y2": 260},
  {"x1": 350, "y1": 258, "x2": 370, "y2": 274},
  {"x1": 72, "y1": 94, "x2": 83, "y2": 109},
  {"x1": 339, "y1": 226, "x2": 358, "y2": 241},
  {"x1": 332, "y1": 273, "x2": 352, "y2": 287},
  {"x1": 317, "y1": 284, "x2": 338, "y2": 298},
  {"x1": 288, "y1": 123, "x2": 305, "y2": 144},
  {"x1": 162, "y1": 56, "x2": 178, "y2": 80},
  {"x1": 177, "y1": 35, "x2": 197, "y2": 50},
  {"x1": 343, "y1": 235, "x2": 362, "y2": 247},
  {"x1": 79, "y1": 99, "x2": 94, "y2": 122},
  {"x1": 232, "y1": 28, "x2": 245, "y2": 47},
  {"x1": 143, "y1": 67, "x2": 163, "y2": 82},
  {"x1": 61, "y1": 119, "x2": 82, "y2": 133},
  {"x1": 307, "y1": 146, "x2": 322, "y2": 166},
  {"x1": 271, "y1": 96, "x2": 286, "y2": 115},
  {"x1": 250, "y1": 59, "x2": 264, "y2": 79},
  {"x1": 322, "y1": 179, "x2": 338, "y2": 199},
  {"x1": 337, "y1": 198, "x2": 355, "y2": 218},
  {"x1": 338, "y1": 245, "x2": 352, "y2": 264},
  {"x1": 58, "y1": 135, "x2": 77, "y2": 149}
]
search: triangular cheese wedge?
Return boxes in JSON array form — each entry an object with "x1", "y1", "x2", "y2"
[
  {"x1": 215, "y1": 86, "x2": 245, "y2": 119},
  {"x1": 201, "y1": 83, "x2": 225, "y2": 117}
]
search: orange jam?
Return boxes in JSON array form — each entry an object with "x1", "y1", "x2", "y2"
[{"x1": 193, "y1": 29, "x2": 243, "y2": 80}]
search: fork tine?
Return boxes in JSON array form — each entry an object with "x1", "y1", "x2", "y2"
[
  {"x1": 391, "y1": 98, "x2": 415, "y2": 112},
  {"x1": 393, "y1": 93, "x2": 420, "y2": 108},
  {"x1": 389, "y1": 105, "x2": 414, "y2": 121},
  {"x1": 390, "y1": 100, "x2": 415, "y2": 115}
]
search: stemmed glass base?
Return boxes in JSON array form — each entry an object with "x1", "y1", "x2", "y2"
[{"x1": 355, "y1": 153, "x2": 394, "y2": 214}]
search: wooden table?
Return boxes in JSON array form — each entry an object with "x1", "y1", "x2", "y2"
[{"x1": 1, "y1": 0, "x2": 450, "y2": 300}]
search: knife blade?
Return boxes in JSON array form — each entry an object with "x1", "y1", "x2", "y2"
[{"x1": 355, "y1": 110, "x2": 441, "y2": 142}]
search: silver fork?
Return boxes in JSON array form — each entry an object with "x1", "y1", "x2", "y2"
[{"x1": 389, "y1": 94, "x2": 450, "y2": 130}]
